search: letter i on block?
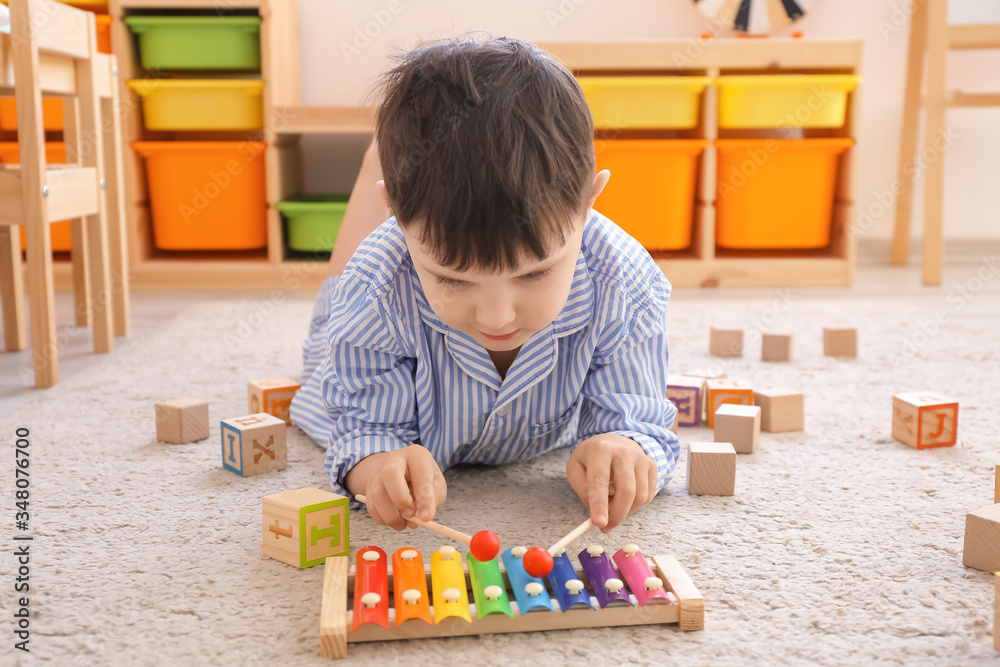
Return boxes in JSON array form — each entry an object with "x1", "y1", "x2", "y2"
[
  {"x1": 262, "y1": 487, "x2": 349, "y2": 568},
  {"x1": 667, "y1": 375, "x2": 704, "y2": 427},
  {"x1": 248, "y1": 377, "x2": 300, "y2": 426},
  {"x1": 891, "y1": 391, "x2": 958, "y2": 449},
  {"x1": 221, "y1": 413, "x2": 287, "y2": 476}
]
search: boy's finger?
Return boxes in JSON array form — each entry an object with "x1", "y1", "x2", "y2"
[
  {"x1": 409, "y1": 459, "x2": 439, "y2": 521},
  {"x1": 566, "y1": 458, "x2": 589, "y2": 507},
  {"x1": 632, "y1": 465, "x2": 650, "y2": 515},
  {"x1": 586, "y1": 450, "x2": 613, "y2": 529},
  {"x1": 605, "y1": 459, "x2": 636, "y2": 532},
  {"x1": 383, "y1": 471, "x2": 417, "y2": 521},
  {"x1": 369, "y1": 486, "x2": 404, "y2": 531}
]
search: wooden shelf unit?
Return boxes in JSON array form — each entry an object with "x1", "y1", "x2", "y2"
[{"x1": 85, "y1": 13, "x2": 862, "y2": 290}]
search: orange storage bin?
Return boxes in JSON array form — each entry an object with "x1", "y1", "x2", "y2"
[
  {"x1": 593, "y1": 139, "x2": 707, "y2": 251},
  {"x1": 0, "y1": 143, "x2": 73, "y2": 251},
  {"x1": 715, "y1": 138, "x2": 853, "y2": 249},
  {"x1": 131, "y1": 141, "x2": 268, "y2": 250}
]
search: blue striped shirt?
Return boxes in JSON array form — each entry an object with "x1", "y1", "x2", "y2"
[{"x1": 290, "y1": 210, "x2": 679, "y2": 501}]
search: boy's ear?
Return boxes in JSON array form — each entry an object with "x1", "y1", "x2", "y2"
[
  {"x1": 587, "y1": 170, "x2": 611, "y2": 210},
  {"x1": 375, "y1": 180, "x2": 392, "y2": 209}
]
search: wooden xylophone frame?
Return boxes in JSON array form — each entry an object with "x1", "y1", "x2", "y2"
[{"x1": 319, "y1": 551, "x2": 704, "y2": 659}]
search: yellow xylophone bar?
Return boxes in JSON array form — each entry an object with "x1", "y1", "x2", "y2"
[
  {"x1": 430, "y1": 546, "x2": 472, "y2": 623},
  {"x1": 320, "y1": 552, "x2": 704, "y2": 659}
]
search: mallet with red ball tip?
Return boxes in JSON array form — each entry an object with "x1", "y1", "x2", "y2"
[
  {"x1": 522, "y1": 517, "x2": 596, "y2": 578},
  {"x1": 354, "y1": 494, "x2": 501, "y2": 561}
]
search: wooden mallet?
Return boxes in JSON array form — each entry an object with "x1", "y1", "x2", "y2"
[
  {"x1": 522, "y1": 517, "x2": 595, "y2": 578},
  {"x1": 354, "y1": 494, "x2": 500, "y2": 561}
]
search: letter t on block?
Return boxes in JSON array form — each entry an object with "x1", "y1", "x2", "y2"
[
  {"x1": 221, "y1": 413, "x2": 288, "y2": 477},
  {"x1": 263, "y1": 487, "x2": 350, "y2": 568}
]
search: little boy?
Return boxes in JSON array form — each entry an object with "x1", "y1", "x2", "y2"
[{"x1": 290, "y1": 36, "x2": 679, "y2": 534}]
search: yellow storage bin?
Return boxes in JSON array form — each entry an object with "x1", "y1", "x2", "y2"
[
  {"x1": 594, "y1": 139, "x2": 707, "y2": 251},
  {"x1": 127, "y1": 79, "x2": 264, "y2": 131},
  {"x1": 578, "y1": 76, "x2": 711, "y2": 129},
  {"x1": 715, "y1": 138, "x2": 853, "y2": 249},
  {"x1": 717, "y1": 75, "x2": 861, "y2": 129}
]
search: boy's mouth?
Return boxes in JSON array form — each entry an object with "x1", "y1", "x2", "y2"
[{"x1": 479, "y1": 329, "x2": 520, "y2": 341}]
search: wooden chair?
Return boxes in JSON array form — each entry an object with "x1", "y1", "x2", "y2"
[
  {"x1": 892, "y1": 0, "x2": 1000, "y2": 285},
  {"x1": 0, "y1": 0, "x2": 130, "y2": 388}
]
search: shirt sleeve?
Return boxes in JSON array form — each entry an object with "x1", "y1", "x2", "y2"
[
  {"x1": 576, "y1": 280, "x2": 679, "y2": 493},
  {"x1": 290, "y1": 273, "x2": 419, "y2": 500}
]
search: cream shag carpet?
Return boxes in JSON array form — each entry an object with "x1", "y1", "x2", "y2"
[{"x1": 4, "y1": 288, "x2": 999, "y2": 667}]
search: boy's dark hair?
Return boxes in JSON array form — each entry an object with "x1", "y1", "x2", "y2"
[{"x1": 375, "y1": 36, "x2": 595, "y2": 273}]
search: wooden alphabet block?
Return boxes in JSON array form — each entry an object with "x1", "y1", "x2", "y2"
[
  {"x1": 823, "y1": 327, "x2": 857, "y2": 357},
  {"x1": 755, "y1": 388, "x2": 805, "y2": 433},
  {"x1": 761, "y1": 332, "x2": 793, "y2": 362},
  {"x1": 221, "y1": 413, "x2": 288, "y2": 477},
  {"x1": 995, "y1": 573, "x2": 1000, "y2": 651},
  {"x1": 681, "y1": 370, "x2": 726, "y2": 422},
  {"x1": 667, "y1": 375, "x2": 704, "y2": 427},
  {"x1": 963, "y1": 504, "x2": 1000, "y2": 574},
  {"x1": 995, "y1": 464, "x2": 999, "y2": 504},
  {"x1": 688, "y1": 442, "x2": 736, "y2": 496},
  {"x1": 705, "y1": 379, "x2": 753, "y2": 429},
  {"x1": 714, "y1": 404, "x2": 761, "y2": 454},
  {"x1": 154, "y1": 397, "x2": 210, "y2": 444},
  {"x1": 263, "y1": 487, "x2": 350, "y2": 568},
  {"x1": 710, "y1": 327, "x2": 743, "y2": 357},
  {"x1": 248, "y1": 377, "x2": 301, "y2": 426},
  {"x1": 891, "y1": 391, "x2": 958, "y2": 449}
]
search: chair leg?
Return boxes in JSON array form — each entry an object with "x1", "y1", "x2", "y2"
[
  {"x1": 891, "y1": 0, "x2": 928, "y2": 266},
  {"x1": 24, "y1": 214, "x2": 59, "y2": 388},
  {"x1": 101, "y1": 67, "x2": 130, "y2": 337},
  {"x1": 0, "y1": 226, "x2": 28, "y2": 352},
  {"x1": 70, "y1": 217, "x2": 91, "y2": 327},
  {"x1": 923, "y1": 0, "x2": 948, "y2": 286}
]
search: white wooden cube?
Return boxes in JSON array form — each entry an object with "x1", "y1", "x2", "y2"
[
  {"x1": 714, "y1": 403, "x2": 761, "y2": 454},
  {"x1": 710, "y1": 327, "x2": 743, "y2": 357},
  {"x1": 154, "y1": 397, "x2": 209, "y2": 444},
  {"x1": 688, "y1": 442, "x2": 736, "y2": 496},
  {"x1": 823, "y1": 327, "x2": 857, "y2": 357},
  {"x1": 761, "y1": 332, "x2": 793, "y2": 362},
  {"x1": 221, "y1": 412, "x2": 287, "y2": 477}
]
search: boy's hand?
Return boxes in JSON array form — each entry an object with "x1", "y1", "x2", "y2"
[
  {"x1": 345, "y1": 445, "x2": 447, "y2": 531},
  {"x1": 566, "y1": 433, "x2": 657, "y2": 534}
]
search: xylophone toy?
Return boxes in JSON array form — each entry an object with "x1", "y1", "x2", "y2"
[{"x1": 318, "y1": 542, "x2": 703, "y2": 659}]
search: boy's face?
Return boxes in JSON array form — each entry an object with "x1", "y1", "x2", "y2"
[{"x1": 403, "y1": 218, "x2": 586, "y2": 353}]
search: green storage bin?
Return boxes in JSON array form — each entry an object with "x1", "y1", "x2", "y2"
[
  {"x1": 123, "y1": 16, "x2": 262, "y2": 71},
  {"x1": 276, "y1": 195, "x2": 349, "y2": 252}
]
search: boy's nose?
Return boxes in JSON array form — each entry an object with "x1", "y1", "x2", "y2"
[{"x1": 476, "y1": 299, "x2": 516, "y2": 333}]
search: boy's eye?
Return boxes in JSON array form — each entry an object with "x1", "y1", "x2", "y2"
[
  {"x1": 436, "y1": 276, "x2": 466, "y2": 287},
  {"x1": 520, "y1": 268, "x2": 551, "y2": 283}
]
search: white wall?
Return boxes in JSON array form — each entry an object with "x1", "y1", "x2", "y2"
[{"x1": 296, "y1": 0, "x2": 1000, "y2": 240}]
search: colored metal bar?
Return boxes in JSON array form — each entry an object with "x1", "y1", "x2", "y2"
[
  {"x1": 578, "y1": 546, "x2": 632, "y2": 609},
  {"x1": 546, "y1": 552, "x2": 594, "y2": 612},
  {"x1": 430, "y1": 546, "x2": 471, "y2": 624},
  {"x1": 467, "y1": 553, "x2": 513, "y2": 619},
  {"x1": 501, "y1": 547, "x2": 554, "y2": 614},
  {"x1": 613, "y1": 545, "x2": 670, "y2": 607},
  {"x1": 352, "y1": 546, "x2": 389, "y2": 631},
  {"x1": 391, "y1": 547, "x2": 432, "y2": 626}
]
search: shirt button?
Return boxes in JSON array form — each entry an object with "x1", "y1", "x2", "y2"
[{"x1": 496, "y1": 405, "x2": 510, "y2": 417}]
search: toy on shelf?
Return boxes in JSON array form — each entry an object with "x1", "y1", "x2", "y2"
[
  {"x1": 761, "y1": 332, "x2": 793, "y2": 362},
  {"x1": 263, "y1": 487, "x2": 349, "y2": 568},
  {"x1": 963, "y1": 504, "x2": 1000, "y2": 574},
  {"x1": 248, "y1": 377, "x2": 300, "y2": 426},
  {"x1": 705, "y1": 379, "x2": 754, "y2": 429},
  {"x1": 354, "y1": 494, "x2": 500, "y2": 562},
  {"x1": 220, "y1": 412, "x2": 287, "y2": 477},
  {"x1": 891, "y1": 391, "x2": 958, "y2": 449},
  {"x1": 710, "y1": 327, "x2": 744, "y2": 357},
  {"x1": 714, "y1": 404, "x2": 761, "y2": 454},
  {"x1": 755, "y1": 388, "x2": 805, "y2": 433},
  {"x1": 688, "y1": 442, "x2": 737, "y2": 496},
  {"x1": 319, "y1": 542, "x2": 703, "y2": 659},
  {"x1": 154, "y1": 397, "x2": 209, "y2": 444},
  {"x1": 823, "y1": 327, "x2": 857, "y2": 357}
]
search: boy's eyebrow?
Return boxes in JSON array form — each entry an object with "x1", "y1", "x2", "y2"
[{"x1": 420, "y1": 256, "x2": 559, "y2": 282}]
